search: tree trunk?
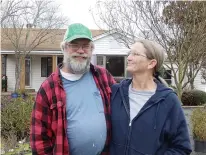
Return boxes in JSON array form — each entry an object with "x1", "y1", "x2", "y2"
[
  {"x1": 190, "y1": 79, "x2": 195, "y2": 89},
  {"x1": 176, "y1": 82, "x2": 183, "y2": 101},
  {"x1": 14, "y1": 54, "x2": 20, "y2": 92},
  {"x1": 188, "y1": 64, "x2": 195, "y2": 89},
  {"x1": 20, "y1": 56, "x2": 25, "y2": 93},
  {"x1": 177, "y1": 61, "x2": 183, "y2": 101}
]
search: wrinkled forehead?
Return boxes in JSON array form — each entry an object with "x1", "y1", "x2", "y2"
[{"x1": 130, "y1": 42, "x2": 147, "y2": 54}]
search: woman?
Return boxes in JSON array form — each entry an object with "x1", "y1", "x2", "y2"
[{"x1": 110, "y1": 40, "x2": 192, "y2": 155}]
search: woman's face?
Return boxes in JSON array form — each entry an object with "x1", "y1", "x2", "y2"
[{"x1": 126, "y1": 42, "x2": 157, "y2": 75}]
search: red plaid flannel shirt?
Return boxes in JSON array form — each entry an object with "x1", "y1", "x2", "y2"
[{"x1": 30, "y1": 64, "x2": 116, "y2": 155}]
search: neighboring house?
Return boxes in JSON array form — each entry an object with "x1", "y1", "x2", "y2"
[{"x1": 1, "y1": 29, "x2": 206, "y2": 92}]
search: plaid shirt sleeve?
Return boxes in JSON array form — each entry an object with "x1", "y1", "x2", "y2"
[
  {"x1": 106, "y1": 69, "x2": 116, "y2": 86},
  {"x1": 30, "y1": 80, "x2": 54, "y2": 155}
]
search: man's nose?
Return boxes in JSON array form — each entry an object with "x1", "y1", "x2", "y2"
[{"x1": 76, "y1": 46, "x2": 85, "y2": 54}]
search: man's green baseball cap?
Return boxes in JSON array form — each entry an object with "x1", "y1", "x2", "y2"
[{"x1": 63, "y1": 23, "x2": 93, "y2": 42}]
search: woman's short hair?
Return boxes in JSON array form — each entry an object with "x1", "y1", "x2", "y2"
[
  {"x1": 136, "y1": 39, "x2": 168, "y2": 86},
  {"x1": 136, "y1": 39, "x2": 167, "y2": 73}
]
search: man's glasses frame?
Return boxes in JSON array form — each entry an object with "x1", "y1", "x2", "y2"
[{"x1": 66, "y1": 43, "x2": 91, "y2": 51}]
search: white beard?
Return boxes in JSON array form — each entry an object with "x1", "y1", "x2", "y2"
[{"x1": 64, "y1": 52, "x2": 91, "y2": 74}]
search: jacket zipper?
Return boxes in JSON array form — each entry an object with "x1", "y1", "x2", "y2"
[
  {"x1": 121, "y1": 98, "x2": 131, "y2": 155},
  {"x1": 121, "y1": 96, "x2": 164, "y2": 155},
  {"x1": 119, "y1": 88, "x2": 131, "y2": 155}
]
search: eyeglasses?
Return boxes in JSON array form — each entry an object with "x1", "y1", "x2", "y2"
[
  {"x1": 127, "y1": 51, "x2": 147, "y2": 58},
  {"x1": 67, "y1": 43, "x2": 91, "y2": 51}
]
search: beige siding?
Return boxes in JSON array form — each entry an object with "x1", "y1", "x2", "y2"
[
  {"x1": 94, "y1": 34, "x2": 129, "y2": 55},
  {"x1": 30, "y1": 55, "x2": 47, "y2": 91},
  {"x1": 6, "y1": 55, "x2": 49, "y2": 92},
  {"x1": 194, "y1": 71, "x2": 206, "y2": 91},
  {"x1": 163, "y1": 63, "x2": 206, "y2": 92},
  {"x1": 6, "y1": 55, "x2": 16, "y2": 91}
]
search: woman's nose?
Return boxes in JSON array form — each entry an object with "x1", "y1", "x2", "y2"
[{"x1": 127, "y1": 54, "x2": 132, "y2": 61}]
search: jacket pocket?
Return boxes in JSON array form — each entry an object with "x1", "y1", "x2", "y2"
[
  {"x1": 50, "y1": 101, "x2": 64, "y2": 132},
  {"x1": 111, "y1": 141, "x2": 152, "y2": 155},
  {"x1": 110, "y1": 141, "x2": 125, "y2": 155},
  {"x1": 129, "y1": 148, "x2": 152, "y2": 155},
  {"x1": 50, "y1": 101, "x2": 64, "y2": 109}
]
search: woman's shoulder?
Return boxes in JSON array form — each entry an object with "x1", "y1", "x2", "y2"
[
  {"x1": 164, "y1": 91, "x2": 183, "y2": 110},
  {"x1": 111, "y1": 78, "x2": 131, "y2": 89},
  {"x1": 111, "y1": 83, "x2": 121, "y2": 93}
]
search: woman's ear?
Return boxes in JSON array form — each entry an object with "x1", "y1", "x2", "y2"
[{"x1": 148, "y1": 59, "x2": 157, "y2": 70}]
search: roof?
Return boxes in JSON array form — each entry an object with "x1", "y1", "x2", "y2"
[{"x1": 1, "y1": 28, "x2": 105, "y2": 51}]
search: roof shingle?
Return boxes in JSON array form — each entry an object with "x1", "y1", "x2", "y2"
[{"x1": 1, "y1": 28, "x2": 105, "y2": 51}]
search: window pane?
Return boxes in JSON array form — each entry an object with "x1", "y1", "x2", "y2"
[
  {"x1": 165, "y1": 79, "x2": 172, "y2": 85},
  {"x1": 25, "y1": 57, "x2": 30, "y2": 86},
  {"x1": 106, "y1": 56, "x2": 125, "y2": 77},
  {"x1": 1, "y1": 55, "x2": 6, "y2": 75},
  {"x1": 97, "y1": 56, "x2": 104, "y2": 66},
  {"x1": 41, "y1": 57, "x2": 47, "y2": 77},
  {"x1": 163, "y1": 70, "x2": 171, "y2": 79},
  {"x1": 163, "y1": 70, "x2": 172, "y2": 85},
  {"x1": 57, "y1": 56, "x2": 63, "y2": 65},
  {"x1": 47, "y1": 57, "x2": 52, "y2": 77}
]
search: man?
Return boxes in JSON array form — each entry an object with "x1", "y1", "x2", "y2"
[{"x1": 30, "y1": 23, "x2": 116, "y2": 155}]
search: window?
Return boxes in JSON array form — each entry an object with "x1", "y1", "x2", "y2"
[
  {"x1": 41, "y1": 57, "x2": 52, "y2": 77},
  {"x1": 201, "y1": 68, "x2": 206, "y2": 84},
  {"x1": 1, "y1": 55, "x2": 7, "y2": 75},
  {"x1": 163, "y1": 70, "x2": 172, "y2": 85},
  {"x1": 96, "y1": 55, "x2": 126, "y2": 80},
  {"x1": 57, "y1": 56, "x2": 63, "y2": 66},
  {"x1": 201, "y1": 76, "x2": 206, "y2": 84},
  {"x1": 106, "y1": 56, "x2": 125, "y2": 77},
  {"x1": 25, "y1": 57, "x2": 31, "y2": 86},
  {"x1": 97, "y1": 56, "x2": 104, "y2": 66}
]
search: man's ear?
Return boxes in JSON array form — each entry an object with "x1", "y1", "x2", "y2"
[{"x1": 91, "y1": 42, "x2": 95, "y2": 51}]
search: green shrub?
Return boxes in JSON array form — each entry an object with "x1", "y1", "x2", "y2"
[
  {"x1": 181, "y1": 90, "x2": 206, "y2": 106},
  {"x1": 1, "y1": 96, "x2": 34, "y2": 140},
  {"x1": 1, "y1": 131, "x2": 18, "y2": 153},
  {"x1": 191, "y1": 107, "x2": 206, "y2": 141},
  {"x1": 1, "y1": 132, "x2": 32, "y2": 154}
]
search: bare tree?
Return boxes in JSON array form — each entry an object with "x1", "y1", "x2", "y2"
[
  {"x1": 1, "y1": 0, "x2": 69, "y2": 92},
  {"x1": 1, "y1": 0, "x2": 30, "y2": 24},
  {"x1": 163, "y1": 1, "x2": 206, "y2": 90},
  {"x1": 92, "y1": 0, "x2": 206, "y2": 98}
]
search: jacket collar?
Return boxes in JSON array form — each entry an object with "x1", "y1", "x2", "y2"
[{"x1": 120, "y1": 78, "x2": 173, "y2": 101}]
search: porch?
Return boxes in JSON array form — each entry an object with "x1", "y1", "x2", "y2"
[{"x1": 1, "y1": 52, "x2": 63, "y2": 92}]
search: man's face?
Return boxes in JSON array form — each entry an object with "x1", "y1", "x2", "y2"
[{"x1": 64, "y1": 38, "x2": 93, "y2": 74}]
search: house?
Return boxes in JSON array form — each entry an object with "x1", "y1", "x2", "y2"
[{"x1": 1, "y1": 28, "x2": 206, "y2": 92}]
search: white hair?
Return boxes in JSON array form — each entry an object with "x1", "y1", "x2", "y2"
[{"x1": 60, "y1": 40, "x2": 94, "y2": 74}]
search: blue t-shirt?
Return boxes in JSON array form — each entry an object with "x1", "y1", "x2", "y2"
[{"x1": 61, "y1": 71, "x2": 106, "y2": 155}]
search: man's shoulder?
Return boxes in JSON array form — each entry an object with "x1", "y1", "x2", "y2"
[
  {"x1": 39, "y1": 72, "x2": 59, "y2": 89},
  {"x1": 92, "y1": 65, "x2": 116, "y2": 85},
  {"x1": 93, "y1": 65, "x2": 108, "y2": 73}
]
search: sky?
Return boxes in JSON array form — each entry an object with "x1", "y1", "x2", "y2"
[{"x1": 56, "y1": 0, "x2": 100, "y2": 29}]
